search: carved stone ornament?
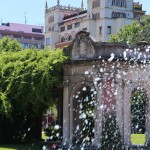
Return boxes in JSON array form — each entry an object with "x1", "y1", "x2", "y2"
[{"x1": 72, "y1": 31, "x2": 95, "y2": 59}]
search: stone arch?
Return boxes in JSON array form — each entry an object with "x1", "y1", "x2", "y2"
[
  {"x1": 112, "y1": 11, "x2": 115, "y2": 18},
  {"x1": 130, "y1": 87, "x2": 148, "y2": 133},
  {"x1": 130, "y1": 87, "x2": 149, "y2": 145},
  {"x1": 61, "y1": 36, "x2": 65, "y2": 42},
  {"x1": 123, "y1": 82, "x2": 150, "y2": 145},
  {"x1": 69, "y1": 81, "x2": 97, "y2": 145},
  {"x1": 117, "y1": 12, "x2": 120, "y2": 18},
  {"x1": 68, "y1": 34, "x2": 72, "y2": 41}
]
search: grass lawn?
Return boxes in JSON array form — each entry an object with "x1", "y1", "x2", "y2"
[
  {"x1": 42, "y1": 132, "x2": 48, "y2": 141},
  {"x1": 0, "y1": 133, "x2": 47, "y2": 150},
  {"x1": 0, "y1": 143, "x2": 41, "y2": 150},
  {"x1": 131, "y1": 134, "x2": 146, "y2": 145}
]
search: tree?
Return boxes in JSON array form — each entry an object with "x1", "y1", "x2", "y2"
[
  {"x1": 0, "y1": 36, "x2": 22, "y2": 52},
  {"x1": 109, "y1": 21, "x2": 143, "y2": 45},
  {"x1": 140, "y1": 15, "x2": 150, "y2": 44},
  {"x1": 101, "y1": 112, "x2": 122, "y2": 150},
  {"x1": 109, "y1": 16, "x2": 150, "y2": 45},
  {"x1": 0, "y1": 48, "x2": 68, "y2": 143}
]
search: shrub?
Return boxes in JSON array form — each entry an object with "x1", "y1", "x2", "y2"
[
  {"x1": 44, "y1": 125, "x2": 61, "y2": 141},
  {"x1": 101, "y1": 112, "x2": 122, "y2": 150}
]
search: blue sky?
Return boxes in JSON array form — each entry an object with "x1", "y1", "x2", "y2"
[{"x1": 0, "y1": 0, "x2": 149, "y2": 26}]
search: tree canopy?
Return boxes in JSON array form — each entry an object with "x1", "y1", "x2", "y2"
[
  {"x1": 0, "y1": 36, "x2": 22, "y2": 52},
  {"x1": 0, "y1": 37, "x2": 68, "y2": 143},
  {"x1": 109, "y1": 16, "x2": 150, "y2": 45}
]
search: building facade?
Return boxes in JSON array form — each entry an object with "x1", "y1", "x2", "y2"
[
  {"x1": 0, "y1": 23, "x2": 44, "y2": 49},
  {"x1": 45, "y1": 0, "x2": 145, "y2": 49},
  {"x1": 62, "y1": 31, "x2": 150, "y2": 148}
]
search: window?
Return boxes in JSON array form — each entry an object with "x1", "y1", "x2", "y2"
[
  {"x1": 112, "y1": 12, "x2": 126, "y2": 18},
  {"x1": 113, "y1": 0, "x2": 126, "y2": 7},
  {"x1": 34, "y1": 37, "x2": 43, "y2": 41},
  {"x1": 112, "y1": 12, "x2": 116, "y2": 18},
  {"x1": 118, "y1": 0, "x2": 120, "y2": 6},
  {"x1": 75, "y1": 22, "x2": 80, "y2": 28},
  {"x1": 136, "y1": 16, "x2": 141, "y2": 21},
  {"x1": 2, "y1": 23, "x2": 10, "y2": 26},
  {"x1": 67, "y1": 24, "x2": 72, "y2": 30},
  {"x1": 107, "y1": 26, "x2": 111, "y2": 34},
  {"x1": 24, "y1": 36, "x2": 31, "y2": 40},
  {"x1": 60, "y1": 26, "x2": 65, "y2": 32},
  {"x1": 93, "y1": 12, "x2": 100, "y2": 20},
  {"x1": 46, "y1": 38, "x2": 50, "y2": 46},
  {"x1": 32, "y1": 28, "x2": 42, "y2": 33},
  {"x1": 112, "y1": 0, "x2": 116, "y2": 5},
  {"x1": 48, "y1": 16, "x2": 54, "y2": 23},
  {"x1": 92, "y1": 0, "x2": 100, "y2": 8},
  {"x1": 13, "y1": 35, "x2": 22, "y2": 39},
  {"x1": 82, "y1": 28, "x2": 87, "y2": 31},
  {"x1": 99, "y1": 26, "x2": 102, "y2": 34},
  {"x1": 29, "y1": 44, "x2": 35, "y2": 48},
  {"x1": 123, "y1": 13, "x2": 126, "y2": 18},
  {"x1": 122, "y1": 0, "x2": 126, "y2": 7},
  {"x1": 61, "y1": 37, "x2": 65, "y2": 42},
  {"x1": 21, "y1": 43, "x2": 28, "y2": 49},
  {"x1": 34, "y1": 44, "x2": 38, "y2": 48}
]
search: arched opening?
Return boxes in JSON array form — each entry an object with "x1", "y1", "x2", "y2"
[
  {"x1": 112, "y1": 11, "x2": 115, "y2": 18},
  {"x1": 130, "y1": 88, "x2": 148, "y2": 145},
  {"x1": 68, "y1": 34, "x2": 72, "y2": 41},
  {"x1": 123, "y1": 13, "x2": 126, "y2": 18},
  {"x1": 117, "y1": 12, "x2": 120, "y2": 18},
  {"x1": 72, "y1": 86, "x2": 95, "y2": 145},
  {"x1": 61, "y1": 36, "x2": 65, "y2": 42}
]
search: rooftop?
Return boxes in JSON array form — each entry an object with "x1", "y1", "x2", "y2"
[{"x1": 0, "y1": 23, "x2": 44, "y2": 35}]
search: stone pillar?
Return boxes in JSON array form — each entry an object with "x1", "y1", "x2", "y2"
[
  {"x1": 115, "y1": 80, "x2": 124, "y2": 142},
  {"x1": 123, "y1": 84, "x2": 131, "y2": 145},
  {"x1": 145, "y1": 83, "x2": 150, "y2": 144},
  {"x1": 62, "y1": 80, "x2": 70, "y2": 145},
  {"x1": 94, "y1": 81, "x2": 104, "y2": 147},
  {"x1": 146, "y1": 99, "x2": 150, "y2": 144}
]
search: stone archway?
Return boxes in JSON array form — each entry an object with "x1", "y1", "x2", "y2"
[
  {"x1": 130, "y1": 88, "x2": 149, "y2": 145},
  {"x1": 72, "y1": 85, "x2": 96, "y2": 145},
  {"x1": 123, "y1": 82, "x2": 150, "y2": 145}
]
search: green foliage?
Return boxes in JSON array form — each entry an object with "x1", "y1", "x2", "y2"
[
  {"x1": 109, "y1": 21, "x2": 143, "y2": 45},
  {"x1": 48, "y1": 105, "x2": 58, "y2": 121},
  {"x1": 44, "y1": 125, "x2": 61, "y2": 141},
  {"x1": 109, "y1": 16, "x2": 150, "y2": 45},
  {"x1": 81, "y1": 87, "x2": 95, "y2": 143},
  {"x1": 0, "y1": 48, "x2": 67, "y2": 115},
  {"x1": 73, "y1": 87, "x2": 95, "y2": 144},
  {"x1": 0, "y1": 36, "x2": 22, "y2": 52},
  {"x1": 101, "y1": 112, "x2": 122, "y2": 150},
  {"x1": 0, "y1": 48, "x2": 68, "y2": 143},
  {"x1": 140, "y1": 16, "x2": 150, "y2": 44},
  {"x1": 0, "y1": 92, "x2": 11, "y2": 116}
]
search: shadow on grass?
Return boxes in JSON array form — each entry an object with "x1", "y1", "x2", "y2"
[{"x1": 0, "y1": 143, "x2": 41, "y2": 150}]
